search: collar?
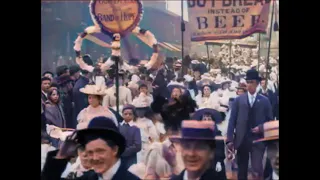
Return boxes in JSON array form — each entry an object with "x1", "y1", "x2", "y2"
[
  {"x1": 100, "y1": 159, "x2": 121, "y2": 180},
  {"x1": 272, "y1": 171, "x2": 279, "y2": 179},
  {"x1": 248, "y1": 91, "x2": 258, "y2": 99},
  {"x1": 42, "y1": 90, "x2": 47, "y2": 97},
  {"x1": 183, "y1": 170, "x2": 200, "y2": 180},
  {"x1": 120, "y1": 120, "x2": 134, "y2": 126}
]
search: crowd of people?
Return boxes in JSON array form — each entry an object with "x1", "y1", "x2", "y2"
[{"x1": 41, "y1": 38, "x2": 279, "y2": 180}]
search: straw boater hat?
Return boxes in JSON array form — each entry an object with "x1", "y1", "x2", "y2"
[
  {"x1": 80, "y1": 76, "x2": 106, "y2": 96},
  {"x1": 169, "y1": 120, "x2": 225, "y2": 141},
  {"x1": 253, "y1": 120, "x2": 279, "y2": 143}
]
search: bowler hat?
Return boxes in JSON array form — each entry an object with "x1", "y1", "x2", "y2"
[
  {"x1": 245, "y1": 69, "x2": 261, "y2": 81},
  {"x1": 76, "y1": 116, "x2": 126, "y2": 155}
]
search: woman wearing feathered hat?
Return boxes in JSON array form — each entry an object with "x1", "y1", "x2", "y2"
[
  {"x1": 77, "y1": 76, "x2": 118, "y2": 130},
  {"x1": 42, "y1": 116, "x2": 140, "y2": 180}
]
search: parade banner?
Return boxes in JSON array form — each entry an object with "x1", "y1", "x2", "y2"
[
  {"x1": 90, "y1": 0, "x2": 143, "y2": 36},
  {"x1": 188, "y1": 0, "x2": 271, "y2": 41}
]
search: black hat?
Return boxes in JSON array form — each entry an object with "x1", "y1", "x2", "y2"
[
  {"x1": 192, "y1": 108, "x2": 223, "y2": 124},
  {"x1": 69, "y1": 65, "x2": 81, "y2": 76},
  {"x1": 245, "y1": 69, "x2": 261, "y2": 82},
  {"x1": 76, "y1": 116, "x2": 126, "y2": 155},
  {"x1": 56, "y1": 65, "x2": 69, "y2": 77},
  {"x1": 42, "y1": 71, "x2": 54, "y2": 77}
]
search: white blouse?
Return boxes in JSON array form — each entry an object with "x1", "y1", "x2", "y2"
[{"x1": 77, "y1": 105, "x2": 118, "y2": 130}]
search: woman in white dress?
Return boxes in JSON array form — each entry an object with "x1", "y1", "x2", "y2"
[
  {"x1": 196, "y1": 85, "x2": 220, "y2": 109},
  {"x1": 132, "y1": 106, "x2": 159, "y2": 163},
  {"x1": 76, "y1": 76, "x2": 118, "y2": 130}
]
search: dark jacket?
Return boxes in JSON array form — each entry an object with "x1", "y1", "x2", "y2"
[
  {"x1": 119, "y1": 123, "x2": 142, "y2": 168},
  {"x1": 72, "y1": 76, "x2": 89, "y2": 126},
  {"x1": 42, "y1": 91, "x2": 48, "y2": 105},
  {"x1": 212, "y1": 127, "x2": 227, "y2": 180},
  {"x1": 227, "y1": 93, "x2": 273, "y2": 149},
  {"x1": 171, "y1": 168, "x2": 225, "y2": 180},
  {"x1": 258, "y1": 89, "x2": 277, "y2": 119},
  {"x1": 44, "y1": 101, "x2": 66, "y2": 128},
  {"x1": 41, "y1": 150, "x2": 140, "y2": 180},
  {"x1": 55, "y1": 75, "x2": 74, "y2": 128}
]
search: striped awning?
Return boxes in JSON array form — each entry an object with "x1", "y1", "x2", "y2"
[{"x1": 158, "y1": 42, "x2": 181, "y2": 52}]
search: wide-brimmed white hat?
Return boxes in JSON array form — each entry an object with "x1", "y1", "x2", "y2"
[{"x1": 80, "y1": 76, "x2": 106, "y2": 96}]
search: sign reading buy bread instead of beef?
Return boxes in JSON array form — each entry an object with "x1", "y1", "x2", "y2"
[
  {"x1": 90, "y1": 0, "x2": 143, "y2": 36},
  {"x1": 188, "y1": 0, "x2": 271, "y2": 41}
]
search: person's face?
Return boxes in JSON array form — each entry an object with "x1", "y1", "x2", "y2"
[
  {"x1": 246, "y1": 80, "x2": 258, "y2": 94},
  {"x1": 50, "y1": 90, "x2": 59, "y2": 103},
  {"x1": 123, "y1": 109, "x2": 134, "y2": 122},
  {"x1": 65, "y1": 69, "x2": 70, "y2": 76},
  {"x1": 181, "y1": 140, "x2": 214, "y2": 173},
  {"x1": 222, "y1": 83, "x2": 230, "y2": 90},
  {"x1": 202, "y1": 115, "x2": 213, "y2": 121},
  {"x1": 86, "y1": 138, "x2": 118, "y2": 174},
  {"x1": 78, "y1": 148, "x2": 92, "y2": 170},
  {"x1": 44, "y1": 73, "x2": 53, "y2": 80},
  {"x1": 194, "y1": 71, "x2": 200, "y2": 79},
  {"x1": 260, "y1": 80, "x2": 267, "y2": 89},
  {"x1": 237, "y1": 89, "x2": 245, "y2": 95},
  {"x1": 203, "y1": 86, "x2": 211, "y2": 97},
  {"x1": 139, "y1": 87, "x2": 148, "y2": 94},
  {"x1": 88, "y1": 95, "x2": 100, "y2": 107},
  {"x1": 41, "y1": 80, "x2": 51, "y2": 92},
  {"x1": 171, "y1": 88, "x2": 181, "y2": 99},
  {"x1": 73, "y1": 71, "x2": 81, "y2": 80}
]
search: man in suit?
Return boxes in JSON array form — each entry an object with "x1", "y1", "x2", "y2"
[
  {"x1": 119, "y1": 105, "x2": 142, "y2": 169},
  {"x1": 226, "y1": 69, "x2": 273, "y2": 180},
  {"x1": 41, "y1": 116, "x2": 140, "y2": 180},
  {"x1": 41, "y1": 77, "x2": 51, "y2": 105},
  {"x1": 169, "y1": 120, "x2": 225, "y2": 180},
  {"x1": 259, "y1": 78, "x2": 277, "y2": 119}
]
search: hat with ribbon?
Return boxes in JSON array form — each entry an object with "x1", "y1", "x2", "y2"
[{"x1": 169, "y1": 120, "x2": 225, "y2": 141}]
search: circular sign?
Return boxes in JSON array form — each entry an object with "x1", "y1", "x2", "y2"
[{"x1": 90, "y1": 0, "x2": 143, "y2": 36}]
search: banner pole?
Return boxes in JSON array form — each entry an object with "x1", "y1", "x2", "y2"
[
  {"x1": 206, "y1": 43, "x2": 210, "y2": 70},
  {"x1": 228, "y1": 41, "x2": 232, "y2": 78},
  {"x1": 257, "y1": 33, "x2": 261, "y2": 71},
  {"x1": 180, "y1": 0, "x2": 185, "y2": 77},
  {"x1": 266, "y1": 0, "x2": 275, "y2": 85}
]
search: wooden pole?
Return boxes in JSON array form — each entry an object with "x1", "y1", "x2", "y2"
[
  {"x1": 257, "y1": 33, "x2": 261, "y2": 70},
  {"x1": 266, "y1": 0, "x2": 275, "y2": 85},
  {"x1": 180, "y1": 0, "x2": 185, "y2": 77}
]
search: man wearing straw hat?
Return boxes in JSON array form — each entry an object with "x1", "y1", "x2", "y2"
[
  {"x1": 42, "y1": 116, "x2": 140, "y2": 180},
  {"x1": 169, "y1": 120, "x2": 226, "y2": 180},
  {"x1": 226, "y1": 69, "x2": 273, "y2": 180}
]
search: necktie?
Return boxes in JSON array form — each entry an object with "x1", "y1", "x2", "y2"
[{"x1": 250, "y1": 96, "x2": 255, "y2": 107}]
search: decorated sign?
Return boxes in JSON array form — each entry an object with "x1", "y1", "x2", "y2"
[
  {"x1": 187, "y1": 0, "x2": 271, "y2": 41},
  {"x1": 90, "y1": 0, "x2": 143, "y2": 36}
]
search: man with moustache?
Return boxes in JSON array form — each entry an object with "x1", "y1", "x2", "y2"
[
  {"x1": 227, "y1": 69, "x2": 273, "y2": 180},
  {"x1": 41, "y1": 116, "x2": 140, "y2": 180}
]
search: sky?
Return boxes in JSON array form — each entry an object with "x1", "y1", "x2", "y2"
[{"x1": 166, "y1": 0, "x2": 189, "y2": 21}]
